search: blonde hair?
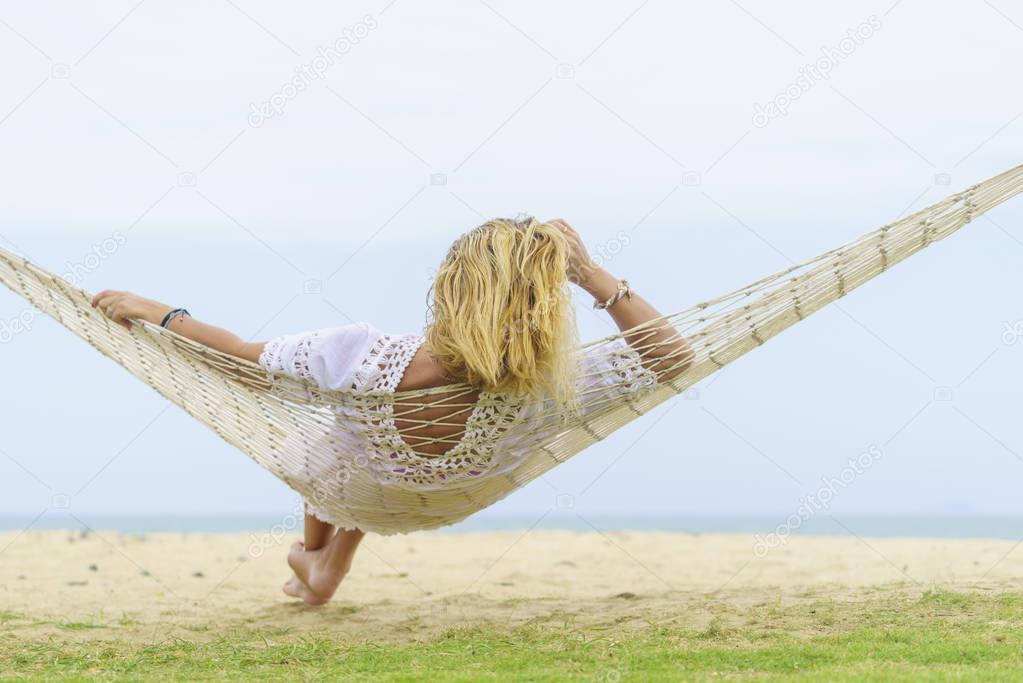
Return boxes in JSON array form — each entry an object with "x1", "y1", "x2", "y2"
[{"x1": 425, "y1": 218, "x2": 580, "y2": 409}]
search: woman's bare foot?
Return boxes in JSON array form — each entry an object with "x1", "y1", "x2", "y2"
[
  {"x1": 287, "y1": 541, "x2": 349, "y2": 606},
  {"x1": 283, "y1": 575, "x2": 303, "y2": 597},
  {"x1": 282, "y1": 575, "x2": 321, "y2": 603}
]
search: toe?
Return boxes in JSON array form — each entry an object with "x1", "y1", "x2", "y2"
[{"x1": 282, "y1": 577, "x2": 301, "y2": 598}]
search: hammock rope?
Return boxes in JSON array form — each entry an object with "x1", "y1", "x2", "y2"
[{"x1": 2, "y1": 164, "x2": 1022, "y2": 534}]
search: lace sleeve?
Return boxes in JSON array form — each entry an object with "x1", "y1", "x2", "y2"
[
  {"x1": 258, "y1": 336, "x2": 288, "y2": 374},
  {"x1": 258, "y1": 331, "x2": 320, "y2": 382},
  {"x1": 258, "y1": 323, "x2": 384, "y2": 391},
  {"x1": 577, "y1": 338, "x2": 658, "y2": 407}
]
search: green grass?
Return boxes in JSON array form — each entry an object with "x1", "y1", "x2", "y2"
[
  {"x1": 0, "y1": 611, "x2": 25, "y2": 624},
  {"x1": 3, "y1": 590, "x2": 1023, "y2": 681}
]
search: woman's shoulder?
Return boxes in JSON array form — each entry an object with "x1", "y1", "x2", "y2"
[
  {"x1": 317, "y1": 324, "x2": 430, "y2": 393},
  {"x1": 261, "y1": 322, "x2": 397, "y2": 391},
  {"x1": 314, "y1": 322, "x2": 386, "y2": 348}
]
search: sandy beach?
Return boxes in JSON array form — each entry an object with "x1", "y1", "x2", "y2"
[{"x1": 2, "y1": 529, "x2": 1023, "y2": 645}]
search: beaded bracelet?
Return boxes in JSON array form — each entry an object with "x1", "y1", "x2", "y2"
[{"x1": 161, "y1": 308, "x2": 191, "y2": 328}]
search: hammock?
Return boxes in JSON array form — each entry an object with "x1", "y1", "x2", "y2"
[{"x1": 2, "y1": 164, "x2": 1022, "y2": 534}]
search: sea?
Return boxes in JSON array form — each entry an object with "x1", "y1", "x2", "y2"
[{"x1": 2, "y1": 515, "x2": 1023, "y2": 540}]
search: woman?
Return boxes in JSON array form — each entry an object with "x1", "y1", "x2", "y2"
[{"x1": 91, "y1": 218, "x2": 691, "y2": 605}]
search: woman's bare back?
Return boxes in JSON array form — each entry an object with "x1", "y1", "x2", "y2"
[{"x1": 392, "y1": 345, "x2": 481, "y2": 457}]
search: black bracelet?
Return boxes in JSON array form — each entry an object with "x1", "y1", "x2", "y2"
[{"x1": 161, "y1": 308, "x2": 190, "y2": 328}]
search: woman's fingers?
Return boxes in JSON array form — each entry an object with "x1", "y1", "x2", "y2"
[
  {"x1": 547, "y1": 218, "x2": 572, "y2": 234},
  {"x1": 94, "y1": 295, "x2": 114, "y2": 313},
  {"x1": 543, "y1": 218, "x2": 598, "y2": 287},
  {"x1": 95, "y1": 294, "x2": 131, "y2": 326},
  {"x1": 106, "y1": 304, "x2": 132, "y2": 329},
  {"x1": 94, "y1": 294, "x2": 121, "y2": 314},
  {"x1": 544, "y1": 218, "x2": 584, "y2": 251},
  {"x1": 91, "y1": 290, "x2": 146, "y2": 330},
  {"x1": 109, "y1": 301, "x2": 135, "y2": 329},
  {"x1": 91, "y1": 290, "x2": 117, "y2": 307},
  {"x1": 92, "y1": 290, "x2": 131, "y2": 311},
  {"x1": 94, "y1": 292, "x2": 133, "y2": 315},
  {"x1": 548, "y1": 219, "x2": 584, "y2": 249}
]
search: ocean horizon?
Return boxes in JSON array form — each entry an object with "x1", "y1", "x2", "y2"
[{"x1": 3, "y1": 514, "x2": 1023, "y2": 540}]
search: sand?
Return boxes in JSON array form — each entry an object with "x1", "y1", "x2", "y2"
[{"x1": 2, "y1": 529, "x2": 1023, "y2": 643}]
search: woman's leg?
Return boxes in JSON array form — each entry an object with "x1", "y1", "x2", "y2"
[
  {"x1": 317, "y1": 529, "x2": 366, "y2": 576},
  {"x1": 287, "y1": 528, "x2": 365, "y2": 605},
  {"x1": 282, "y1": 506, "x2": 336, "y2": 601},
  {"x1": 303, "y1": 507, "x2": 335, "y2": 551},
  {"x1": 283, "y1": 503, "x2": 366, "y2": 606}
]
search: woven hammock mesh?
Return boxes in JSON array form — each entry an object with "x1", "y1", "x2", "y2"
[{"x1": 2, "y1": 164, "x2": 1022, "y2": 534}]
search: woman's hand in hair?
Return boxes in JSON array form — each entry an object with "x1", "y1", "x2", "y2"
[
  {"x1": 546, "y1": 218, "x2": 597, "y2": 288},
  {"x1": 545, "y1": 218, "x2": 694, "y2": 382}
]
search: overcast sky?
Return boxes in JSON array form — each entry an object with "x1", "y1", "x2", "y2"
[{"x1": 1, "y1": 0, "x2": 1022, "y2": 528}]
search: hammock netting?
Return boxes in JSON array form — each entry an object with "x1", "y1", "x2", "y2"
[{"x1": 2, "y1": 164, "x2": 1022, "y2": 534}]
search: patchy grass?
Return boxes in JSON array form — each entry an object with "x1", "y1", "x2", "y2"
[
  {"x1": 3, "y1": 590, "x2": 1023, "y2": 681},
  {"x1": 55, "y1": 620, "x2": 107, "y2": 632}
]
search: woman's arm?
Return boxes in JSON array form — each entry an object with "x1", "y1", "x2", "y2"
[
  {"x1": 91, "y1": 290, "x2": 265, "y2": 364},
  {"x1": 578, "y1": 266, "x2": 694, "y2": 381},
  {"x1": 549, "y1": 219, "x2": 694, "y2": 382}
]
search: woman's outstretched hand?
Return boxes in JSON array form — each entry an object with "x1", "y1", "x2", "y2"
[
  {"x1": 91, "y1": 290, "x2": 173, "y2": 330},
  {"x1": 546, "y1": 218, "x2": 598, "y2": 288},
  {"x1": 91, "y1": 289, "x2": 264, "y2": 362}
]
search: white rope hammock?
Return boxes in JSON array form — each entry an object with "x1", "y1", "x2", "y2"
[{"x1": 2, "y1": 164, "x2": 1022, "y2": 534}]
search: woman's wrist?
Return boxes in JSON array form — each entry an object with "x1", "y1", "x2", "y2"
[
  {"x1": 578, "y1": 267, "x2": 620, "y2": 300},
  {"x1": 146, "y1": 302, "x2": 175, "y2": 326}
]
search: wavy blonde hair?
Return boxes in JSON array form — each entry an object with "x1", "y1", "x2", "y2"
[{"x1": 425, "y1": 218, "x2": 580, "y2": 408}]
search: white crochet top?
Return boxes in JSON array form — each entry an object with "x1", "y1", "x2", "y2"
[{"x1": 259, "y1": 323, "x2": 656, "y2": 515}]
